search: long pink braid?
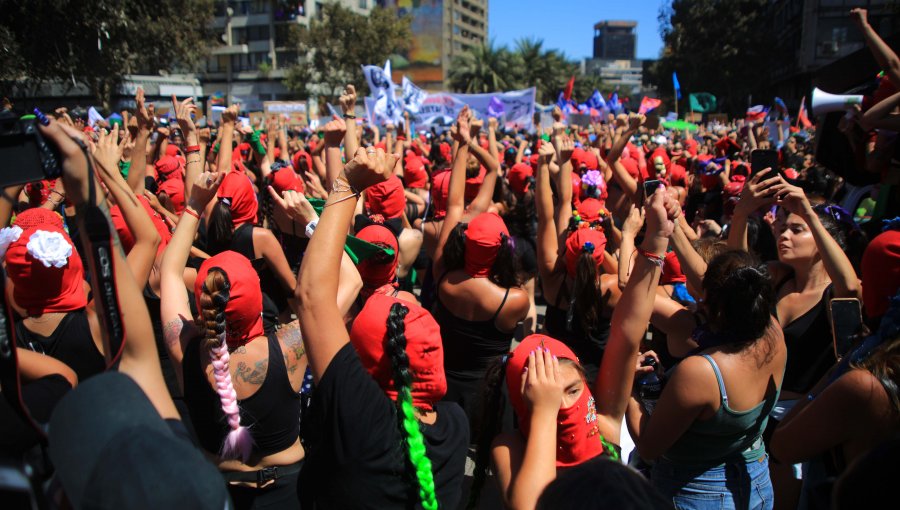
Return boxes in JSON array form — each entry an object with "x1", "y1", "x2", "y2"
[{"x1": 201, "y1": 270, "x2": 254, "y2": 462}]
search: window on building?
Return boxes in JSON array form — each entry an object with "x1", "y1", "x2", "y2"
[
  {"x1": 453, "y1": 25, "x2": 460, "y2": 35},
  {"x1": 358, "y1": 0, "x2": 367, "y2": 9}
]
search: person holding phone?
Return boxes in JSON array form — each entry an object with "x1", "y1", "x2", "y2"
[{"x1": 728, "y1": 169, "x2": 861, "y2": 508}]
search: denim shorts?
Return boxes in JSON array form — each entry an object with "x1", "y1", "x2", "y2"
[{"x1": 651, "y1": 455, "x2": 774, "y2": 510}]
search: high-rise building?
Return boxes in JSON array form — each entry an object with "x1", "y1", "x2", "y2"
[
  {"x1": 378, "y1": 0, "x2": 489, "y2": 90},
  {"x1": 201, "y1": 0, "x2": 373, "y2": 110},
  {"x1": 593, "y1": 20, "x2": 637, "y2": 60}
]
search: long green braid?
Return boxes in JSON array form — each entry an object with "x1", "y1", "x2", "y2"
[{"x1": 386, "y1": 303, "x2": 440, "y2": 510}]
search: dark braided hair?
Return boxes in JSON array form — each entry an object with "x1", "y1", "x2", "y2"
[{"x1": 385, "y1": 303, "x2": 439, "y2": 510}]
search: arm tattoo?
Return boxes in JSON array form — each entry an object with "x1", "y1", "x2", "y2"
[
  {"x1": 277, "y1": 321, "x2": 307, "y2": 372},
  {"x1": 235, "y1": 358, "x2": 268, "y2": 385},
  {"x1": 162, "y1": 318, "x2": 185, "y2": 350}
]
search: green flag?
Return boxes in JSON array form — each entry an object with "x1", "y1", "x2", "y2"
[
  {"x1": 304, "y1": 198, "x2": 394, "y2": 264},
  {"x1": 689, "y1": 93, "x2": 717, "y2": 113}
]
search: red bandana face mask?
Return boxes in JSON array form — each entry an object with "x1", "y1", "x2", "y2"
[
  {"x1": 350, "y1": 294, "x2": 447, "y2": 410},
  {"x1": 5, "y1": 226, "x2": 87, "y2": 316},
  {"x1": 355, "y1": 224, "x2": 399, "y2": 295},
  {"x1": 194, "y1": 251, "x2": 265, "y2": 349},
  {"x1": 506, "y1": 335, "x2": 606, "y2": 467},
  {"x1": 431, "y1": 170, "x2": 451, "y2": 220},
  {"x1": 364, "y1": 176, "x2": 406, "y2": 219},
  {"x1": 464, "y1": 212, "x2": 509, "y2": 279}
]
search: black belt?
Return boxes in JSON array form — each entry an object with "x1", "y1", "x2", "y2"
[{"x1": 222, "y1": 460, "x2": 303, "y2": 488}]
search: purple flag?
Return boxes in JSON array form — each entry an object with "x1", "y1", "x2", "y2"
[{"x1": 487, "y1": 96, "x2": 505, "y2": 118}]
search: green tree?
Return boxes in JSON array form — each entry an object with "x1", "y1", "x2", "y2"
[
  {"x1": 654, "y1": 0, "x2": 771, "y2": 115},
  {"x1": 447, "y1": 40, "x2": 520, "y2": 94},
  {"x1": 0, "y1": 0, "x2": 214, "y2": 110},
  {"x1": 283, "y1": 4, "x2": 411, "y2": 101}
]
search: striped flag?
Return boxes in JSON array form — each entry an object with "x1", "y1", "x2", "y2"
[
  {"x1": 746, "y1": 105, "x2": 769, "y2": 122},
  {"x1": 797, "y1": 96, "x2": 812, "y2": 128}
]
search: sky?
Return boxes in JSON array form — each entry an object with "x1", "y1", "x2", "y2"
[{"x1": 488, "y1": 0, "x2": 667, "y2": 61}]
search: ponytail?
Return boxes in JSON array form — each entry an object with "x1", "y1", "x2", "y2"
[
  {"x1": 199, "y1": 269, "x2": 254, "y2": 462},
  {"x1": 468, "y1": 355, "x2": 508, "y2": 509},
  {"x1": 207, "y1": 200, "x2": 235, "y2": 255},
  {"x1": 385, "y1": 303, "x2": 439, "y2": 510}
]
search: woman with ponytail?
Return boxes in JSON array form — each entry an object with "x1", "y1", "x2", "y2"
[
  {"x1": 626, "y1": 250, "x2": 786, "y2": 509},
  {"x1": 160, "y1": 169, "x2": 310, "y2": 509},
  {"x1": 296, "y1": 146, "x2": 467, "y2": 508},
  {"x1": 430, "y1": 108, "x2": 529, "y2": 430},
  {"x1": 205, "y1": 107, "x2": 298, "y2": 330},
  {"x1": 535, "y1": 135, "x2": 620, "y2": 383}
]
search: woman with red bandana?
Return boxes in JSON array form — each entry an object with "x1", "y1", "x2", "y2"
[
  {"x1": 206, "y1": 109, "x2": 298, "y2": 330},
  {"x1": 296, "y1": 146, "x2": 468, "y2": 509},
  {"x1": 536, "y1": 136, "x2": 620, "y2": 383},
  {"x1": 159, "y1": 170, "x2": 318, "y2": 509},
  {"x1": 469, "y1": 186, "x2": 683, "y2": 509},
  {"x1": 430, "y1": 108, "x2": 529, "y2": 429},
  {"x1": 353, "y1": 215, "x2": 418, "y2": 305}
]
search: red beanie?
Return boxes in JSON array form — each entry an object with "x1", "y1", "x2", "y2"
[
  {"x1": 564, "y1": 227, "x2": 607, "y2": 277},
  {"x1": 506, "y1": 335, "x2": 607, "y2": 467},
  {"x1": 217, "y1": 171, "x2": 258, "y2": 226},
  {"x1": 365, "y1": 175, "x2": 406, "y2": 219},
  {"x1": 862, "y1": 229, "x2": 900, "y2": 319},
  {"x1": 13, "y1": 208, "x2": 63, "y2": 231},
  {"x1": 155, "y1": 156, "x2": 182, "y2": 181},
  {"x1": 507, "y1": 163, "x2": 534, "y2": 196},
  {"x1": 431, "y1": 170, "x2": 451, "y2": 220},
  {"x1": 5, "y1": 225, "x2": 87, "y2": 316},
  {"x1": 194, "y1": 251, "x2": 265, "y2": 349},
  {"x1": 464, "y1": 212, "x2": 508, "y2": 278},
  {"x1": 355, "y1": 224, "x2": 399, "y2": 294},
  {"x1": 350, "y1": 293, "x2": 447, "y2": 411}
]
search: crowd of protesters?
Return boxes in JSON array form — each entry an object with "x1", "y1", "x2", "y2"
[{"x1": 2, "y1": 7, "x2": 900, "y2": 510}]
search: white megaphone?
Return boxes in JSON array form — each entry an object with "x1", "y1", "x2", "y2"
[{"x1": 811, "y1": 87, "x2": 864, "y2": 117}]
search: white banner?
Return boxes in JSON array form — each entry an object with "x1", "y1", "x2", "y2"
[{"x1": 402, "y1": 76, "x2": 428, "y2": 114}]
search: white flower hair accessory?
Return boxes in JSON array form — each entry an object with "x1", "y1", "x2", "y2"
[
  {"x1": 0, "y1": 225, "x2": 23, "y2": 259},
  {"x1": 26, "y1": 230, "x2": 73, "y2": 268}
]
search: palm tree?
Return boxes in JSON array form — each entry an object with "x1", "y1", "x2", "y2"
[
  {"x1": 513, "y1": 38, "x2": 580, "y2": 103},
  {"x1": 448, "y1": 40, "x2": 519, "y2": 94}
]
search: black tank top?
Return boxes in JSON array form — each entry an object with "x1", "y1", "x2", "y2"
[
  {"x1": 144, "y1": 285, "x2": 182, "y2": 399},
  {"x1": 543, "y1": 278, "x2": 611, "y2": 375},
  {"x1": 775, "y1": 280, "x2": 836, "y2": 394},
  {"x1": 182, "y1": 333, "x2": 301, "y2": 457},
  {"x1": 230, "y1": 224, "x2": 288, "y2": 324},
  {"x1": 16, "y1": 309, "x2": 105, "y2": 381},
  {"x1": 433, "y1": 275, "x2": 513, "y2": 373}
]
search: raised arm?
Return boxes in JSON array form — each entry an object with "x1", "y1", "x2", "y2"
[
  {"x1": 596, "y1": 186, "x2": 679, "y2": 444},
  {"x1": 535, "y1": 142, "x2": 560, "y2": 282},
  {"x1": 128, "y1": 88, "x2": 152, "y2": 194},
  {"x1": 39, "y1": 115, "x2": 178, "y2": 420},
  {"x1": 92, "y1": 125, "x2": 160, "y2": 288},
  {"x1": 323, "y1": 116, "x2": 347, "y2": 190},
  {"x1": 727, "y1": 168, "x2": 779, "y2": 251},
  {"x1": 172, "y1": 95, "x2": 202, "y2": 207},
  {"x1": 852, "y1": 8, "x2": 900, "y2": 87},
  {"x1": 466, "y1": 121, "x2": 500, "y2": 216},
  {"x1": 159, "y1": 170, "x2": 222, "y2": 384},
  {"x1": 340, "y1": 85, "x2": 360, "y2": 157},
  {"x1": 433, "y1": 107, "x2": 472, "y2": 274},
  {"x1": 296, "y1": 148, "x2": 395, "y2": 381},
  {"x1": 861, "y1": 90, "x2": 900, "y2": 131}
]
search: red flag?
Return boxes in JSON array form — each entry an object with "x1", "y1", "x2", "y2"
[
  {"x1": 797, "y1": 96, "x2": 812, "y2": 128},
  {"x1": 563, "y1": 76, "x2": 575, "y2": 101},
  {"x1": 639, "y1": 97, "x2": 662, "y2": 114}
]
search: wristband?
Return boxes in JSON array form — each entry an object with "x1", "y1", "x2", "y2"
[
  {"x1": 304, "y1": 219, "x2": 318, "y2": 239},
  {"x1": 183, "y1": 206, "x2": 201, "y2": 220},
  {"x1": 343, "y1": 114, "x2": 356, "y2": 120},
  {"x1": 184, "y1": 145, "x2": 201, "y2": 154},
  {"x1": 636, "y1": 247, "x2": 664, "y2": 268}
]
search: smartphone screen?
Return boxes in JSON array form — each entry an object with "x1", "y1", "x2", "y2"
[
  {"x1": 750, "y1": 149, "x2": 779, "y2": 177},
  {"x1": 830, "y1": 298, "x2": 863, "y2": 359},
  {"x1": 643, "y1": 179, "x2": 662, "y2": 199}
]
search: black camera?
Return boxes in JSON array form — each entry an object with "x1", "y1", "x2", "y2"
[{"x1": 0, "y1": 111, "x2": 62, "y2": 187}]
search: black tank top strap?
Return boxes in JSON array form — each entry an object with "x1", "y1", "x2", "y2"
[{"x1": 490, "y1": 287, "x2": 511, "y2": 322}]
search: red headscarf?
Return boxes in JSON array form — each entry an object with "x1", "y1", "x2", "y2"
[
  {"x1": 154, "y1": 156, "x2": 183, "y2": 182},
  {"x1": 292, "y1": 149, "x2": 312, "y2": 173},
  {"x1": 217, "y1": 171, "x2": 258, "y2": 226},
  {"x1": 157, "y1": 178, "x2": 186, "y2": 215},
  {"x1": 350, "y1": 293, "x2": 447, "y2": 411},
  {"x1": 403, "y1": 151, "x2": 429, "y2": 189},
  {"x1": 506, "y1": 335, "x2": 607, "y2": 467},
  {"x1": 464, "y1": 166, "x2": 486, "y2": 203},
  {"x1": 862, "y1": 229, "x2": 900, "y2": 319},
  {"x1": 575, "y1": 198, "x2": 605, "y2": 223},
  {"x1": 464, "y1": 212, "x2": 509, "y2": 278},
  {"x1": 110, "y1": 196, "x2": 172, "y2": 255},
  {"x1": 365, "y1": 175, "x2": 406, "y2": 219},
  {"x1": 507, "y1": 163, "x2": 534, "y2": 196},
  {"x1": 355, "y1": 224, "x2": 399, "y2": 296},
  {"x1": 565, "y1": 227, "x2": 607, "y2": 277},
  {"x1": 438, "y1": 142, "x2": 452, "y2": 164},
  {"x1": 431, "y1": 170, "x2": 451, "y2": 220},
  {"x1": 570, "y1": 172, "x2": 582, "y2": 208},
  {"x1": 194, "y1": 251, "x2": 265, "y2": 349},
  {"x1": 5, "y1": 225, "x2": 87, "y2": 316},
  {"x1": 269, "y1": 167, "x2": 305, "y2": 195}
]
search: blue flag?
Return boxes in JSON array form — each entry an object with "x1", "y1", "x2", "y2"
[
  {"x1": 556, "y1": 91, "x2": 567, "y2": 110},
  {"x1": 673, "y1": 72, "x2": 682, "y2": 100},
  {"x1": 608, "y1": 92, "x2": 621, "y2": 113},
  {"x1": 773, "y1": 97, "x2": 789, "y2": 117},
  {"x1": 586, "y1": 89, "x2": 606, "y2": 110}
]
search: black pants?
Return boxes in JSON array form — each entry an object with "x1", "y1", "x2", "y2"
[{"x1": 227, "y1": 467, "x2": 302, "y2": 510}]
